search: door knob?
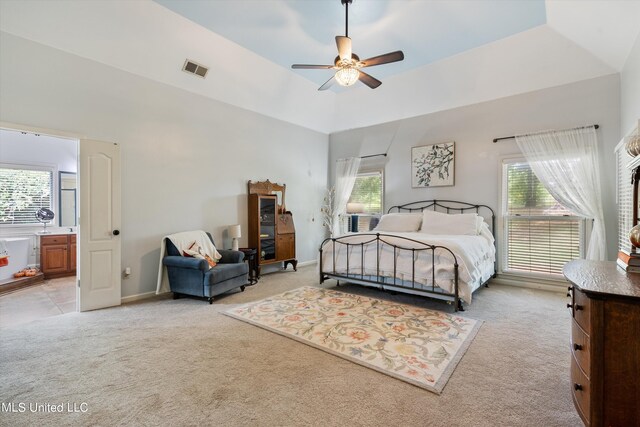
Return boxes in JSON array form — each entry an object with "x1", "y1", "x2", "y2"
[{"x1": 113, "y1": 229, "x2": 120, "y2": 236}]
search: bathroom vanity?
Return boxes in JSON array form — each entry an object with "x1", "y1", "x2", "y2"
[{"x1": 40, "y1": 233, "x2": 76, "y2": 279}]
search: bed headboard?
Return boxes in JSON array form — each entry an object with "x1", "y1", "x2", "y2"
[{"x1": 387, "y1": 199, "x2": 496, "y2": 235}]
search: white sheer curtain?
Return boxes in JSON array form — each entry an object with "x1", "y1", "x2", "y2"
[
  {"x1": 515, "y1": 126, "x2": 606, "y2": 260},
  {"x1": 333, "y1": 157, "x2": 361, "y2": 236}
]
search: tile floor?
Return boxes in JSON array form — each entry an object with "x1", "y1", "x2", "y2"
[{"x1": 0, "y1": 276, "x2": 76, "y2": 328}]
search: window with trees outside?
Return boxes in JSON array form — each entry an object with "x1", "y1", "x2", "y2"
[
  {"x1": 346, "y1": 170, "x2": 383, "y2": 232},
  {"x1": 0, "y1": 166, "x2": 53, "y2": 225},
  {"x1": 502, "y1": 160, "x2": 584, "y2": 276}
]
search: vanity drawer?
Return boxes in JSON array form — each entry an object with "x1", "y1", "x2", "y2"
[
  {"x1": 571, "y1": 353, "x2": 591, "y2": 425},
  {"x1": 572, "y1": 288, "x2": 591, "y2": 333},
  {"x1": 41, "y1": 235, "x2": 69, "y2": 245},
  {"x1": 571, "y1": 319, "x2": 591, "y2": 377}
]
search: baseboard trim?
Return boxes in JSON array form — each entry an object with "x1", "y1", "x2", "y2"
[
  {"x1": 296, "y1": 260, "x2": 317, "y2": 268},
  {"x1": 121, "y1": 291, "x2": 157, "y2": 303},
  {"x1": 491, "y1": 275, "x2": 566, "y2": 294},
  {"x1": 123, "y1": 261, "x2": 318, "y2": 303}
]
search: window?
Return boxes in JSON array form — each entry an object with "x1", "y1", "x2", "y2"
[
  {"x1": 616, "y1": 145, "x2": 634, "y2": 255},
  {"x1": 348, "y1": 171, "x2": 383, "y2": 214},
  {"x1": 0, "y1": 166, "x2": 53, "y2": 225},
  {"x1": 345, "y1": 170, "x2": 383, "y2": 232},
  {"x1": 502, "y1": 160, "x2": 584, "y2": 276}
]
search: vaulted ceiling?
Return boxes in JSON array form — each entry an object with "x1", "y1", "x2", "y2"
[{"x1": 1, "y1": 0, "x2": 639, "y2": 133}]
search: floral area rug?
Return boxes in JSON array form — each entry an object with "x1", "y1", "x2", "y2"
[{"x1": 223, "y1": 287, "x2": 482, "y2": 394}]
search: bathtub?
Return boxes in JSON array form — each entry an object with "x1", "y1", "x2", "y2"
[{"x1": 0, "y1": 237, "x2": 32, "y2": 282}]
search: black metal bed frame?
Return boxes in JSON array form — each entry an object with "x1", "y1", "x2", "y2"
[{"x1": 319, "y1": 200, "x2": 496, "y2": 311}]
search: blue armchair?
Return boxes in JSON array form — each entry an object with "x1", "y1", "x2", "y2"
[{"x1": 163, "y1": 232, "x2": 249, "y2": 303}]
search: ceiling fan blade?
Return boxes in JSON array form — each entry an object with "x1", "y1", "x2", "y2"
[
  {"x1": 318, "y1": 75, "x2": 336, "y2": 91},
  {"x1": 360, "y1": 51, "x2": 404, "y2": 68},
  {"x1": 336, "y1": 36, "x2": 352, "y2": 62},
  {"x1": 358, "y1": 71, "x2": 382, "y2": 89},
  {"x1": 291, "y1": 64, "x2": 334, "y2": 69}
]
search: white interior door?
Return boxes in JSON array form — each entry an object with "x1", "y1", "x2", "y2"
[{"x1": 78, "y1": 139, "x2": 121, "y2": 312}]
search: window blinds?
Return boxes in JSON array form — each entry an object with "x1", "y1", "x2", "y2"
[
  {"x1": 0, "y1": 167, "x2": 53, "y2": 225},
  {"x1": 506, "y1": 217, "x2": 581, "y2": 274},
  {"x1": 616, "y1": 146, "x2": 633, "y2": 255},
  {"x1": 504, "y1": 162, "x2": 582, "y2": 275}
]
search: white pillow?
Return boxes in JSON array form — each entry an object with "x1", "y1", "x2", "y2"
[
  {"x1": 478, "y1": 221, "x2": 495, "y2": 244},
  {"x1": 420, "y1": 210, "x2": 479, "y2": 235},
  {"x1": 373, "y1": 213, "x2": 423, "y2": 232},
  {"x1": 476, "y1": 215, "x2": 487, "y2": 235}
]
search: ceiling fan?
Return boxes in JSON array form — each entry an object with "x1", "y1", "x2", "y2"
[{"x1": 291, "y1": 0, "x2": 404, "y2": 91}]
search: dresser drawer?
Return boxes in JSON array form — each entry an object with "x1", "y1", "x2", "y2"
[
  {"x1": 572, "y1": 288, "x2": 591, "y2": 333},
  {"x1": 571, "y1": 319, "x2": 591, "y2": 377},
  {"x1": 571, "y1": 353, "x2": 591, "y2": 424},
  {"x1": 41, "y1": 235, "x2": 69, "y2": 245}
]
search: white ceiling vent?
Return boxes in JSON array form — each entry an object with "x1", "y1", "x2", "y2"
[{"x1": 182, "y1": 59, "x2": 209, "y2": 78}]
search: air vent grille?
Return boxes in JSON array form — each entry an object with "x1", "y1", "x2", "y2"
[{"x1": 182, "y1": 59, "x2": 208, "y2": 78}]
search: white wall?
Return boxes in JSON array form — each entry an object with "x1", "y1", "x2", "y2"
[
  {"x1": 621, "y1": 32, "x2": 640, "y2": 135},
  {"x1": 0, "y1": 1, "x2": 336, "y2": 134},
  {"x1": 0, "y1": 33, "x2": 329, "y2": 298},
  {"x1": 330, "y1": 74, "x2": 621, "y2": 260},
  {"x1": 331, "y1": 26, "x2": 616, "y2": 132},
  {"x1": 0, "y1": 130, "x2": 77, "y2": 173}
]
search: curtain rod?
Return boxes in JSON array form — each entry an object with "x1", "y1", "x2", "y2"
[
  {"x1": 360, "y1": 153, "x2": 387, "y2": 159},
  {"x1": 492, "y1": 124, "x2": 599, "y2": 143}
]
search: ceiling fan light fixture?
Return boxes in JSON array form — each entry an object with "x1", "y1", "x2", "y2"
[
  {"x1": 335, "y1": 66, "x2": 359, "y2": 86},
  {"x1": 291, "y1": 0, "x2": 403, "y2": 90}
]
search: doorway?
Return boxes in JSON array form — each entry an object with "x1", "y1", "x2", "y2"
[
  {"x1": 0, "y1": 129, "x2": 78, "y2": 327},
  {"x1": 0, "y1": 124, "x2": 122, "y2": 327}
]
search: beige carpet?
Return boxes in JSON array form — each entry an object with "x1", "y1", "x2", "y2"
[
  {"x1": 225, "y1": 286, "x2": 482, "y2": 393},
  {"x1": 0, "y1": 265, "x2": 580, "y2": 426}
]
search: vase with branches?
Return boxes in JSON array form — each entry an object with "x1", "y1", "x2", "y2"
[{"x1": 320, "y1": 187, "x2": 336, "y2": 237}]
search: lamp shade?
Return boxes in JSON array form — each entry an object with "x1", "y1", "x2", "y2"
[
  {"x1": 346, "y1": 202, "x2": 365, "y2": 214},
  {"x1": 229, "y1": 224, "x2": 241, "y2": 239}
]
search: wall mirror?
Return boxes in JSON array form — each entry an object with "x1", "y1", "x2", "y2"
[{"x1": 59, "y1": 171, "x2": 77, "y2": 226}]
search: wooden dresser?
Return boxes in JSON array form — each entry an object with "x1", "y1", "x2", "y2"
[{"x1": 563, "y1": 260, "x2": 640, "y2": 426}]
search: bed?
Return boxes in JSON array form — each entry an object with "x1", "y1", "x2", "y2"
[{"x1": 319, "y1": 200, "x2": 497, "y2": 311}]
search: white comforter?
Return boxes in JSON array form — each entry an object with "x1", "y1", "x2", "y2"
[{"x1": 320, "y1": 231, "x2": 496, "y2": 303}]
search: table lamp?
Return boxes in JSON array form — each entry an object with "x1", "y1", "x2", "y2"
[
  {"x1": 346, "y1": 203, "x2": 365, "y2": 213},
  {"x1": 229, "y1": 224, "x2": 241, "y2": 251}
]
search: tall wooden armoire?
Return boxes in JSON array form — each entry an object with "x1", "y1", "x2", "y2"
[{"x1": 248, "y1": 180, "x2": 297, "y2": 275}]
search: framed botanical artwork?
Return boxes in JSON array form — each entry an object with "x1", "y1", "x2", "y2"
[{"x1": 411, "y1": 142, "x2": 455, "y2": 187}]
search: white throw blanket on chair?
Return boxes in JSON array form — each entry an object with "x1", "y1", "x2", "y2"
[{"x1": 155, "y1": 230, "x2": 222, "y2": 295}]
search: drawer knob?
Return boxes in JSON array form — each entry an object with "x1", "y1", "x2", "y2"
[
  {"x1": 567, "y1": 303, "x2": 572, "y2": 309},
  {"x1": 567, "y1": 286, "x2": 573, "y2": 292},
  {"x1": 574, "y1": 304, "x2": 583, "y2": 311},
  {"x1": 574, "y1": 383, "x2": 583, "y2": 391},
  {"x1": 566, "y1": 293, "x2": 571, "y2": 298},
  {"x1": 573, "y1": 343, "x2": 583, "y2": 351}
]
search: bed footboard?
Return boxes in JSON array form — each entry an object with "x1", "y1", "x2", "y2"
[{"x1": 319, "y1": 233, "x2": 464, "y2": 311}]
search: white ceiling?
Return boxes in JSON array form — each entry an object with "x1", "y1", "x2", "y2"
[
  {"x1": 1, "y1": 0, "x2": 639, "y2": 134},
  {"x1": 154, "y1": 0, "x2": 547, "y2": 87}
]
